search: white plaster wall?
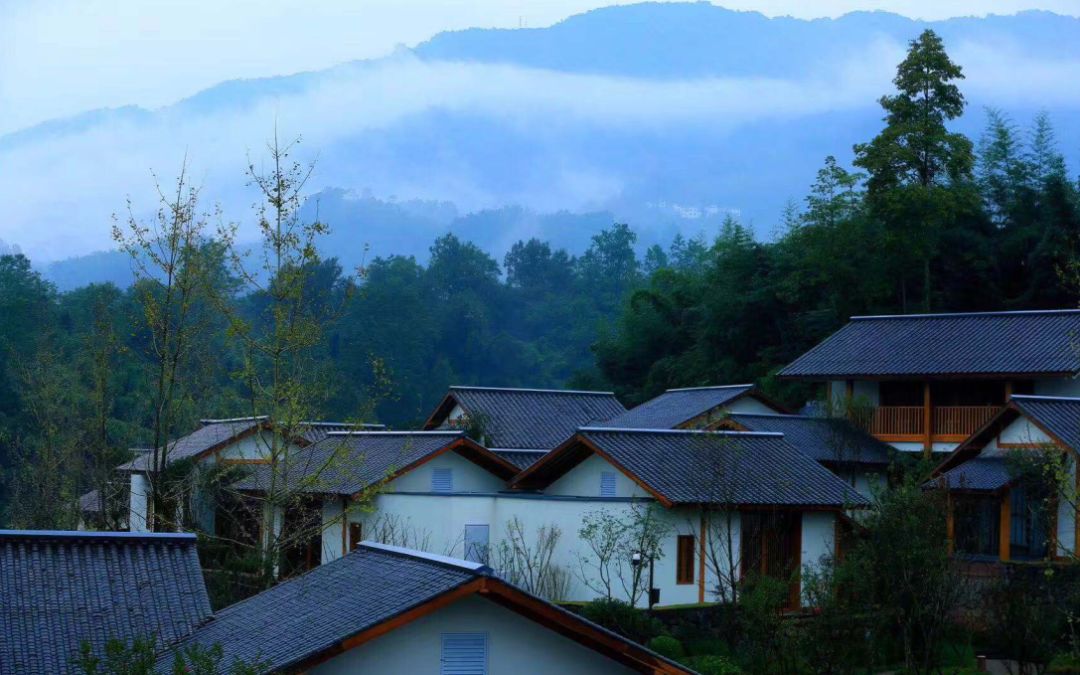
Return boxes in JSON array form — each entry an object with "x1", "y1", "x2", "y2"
[
  {"x1": 997, "y1": 417, "x2": 1053, "y2": 446},
  {"x1": 214, "y1": 430, "x2": 302, "y2": 462},
  {"x1": 321, "y1": 498, "x2": 346, "y2": 564},
  {"x1": 801, "y1": 512, "x2": 837, "y2": 603},
  {"x1": 1035, "y1": 379, "x2": 1080, "y2": 397},
  {"x1": 311, "y1": 595, "x2": 636, "y2": 675},
  {"x1": 129, "y1": 473, "x2": 149, "y2": 532},
  {"x1": 834, "y1": 468, "x2": 884, "y2": 500},
  {"x1": 385, "y1": 451, "x2": 508, "y2": 494},
  {"x1": 545, "y1": 454, "x2": 650, "y2": 499}
]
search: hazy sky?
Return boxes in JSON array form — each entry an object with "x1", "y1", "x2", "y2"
[{"x1": 3, "y1": 0, "x2": 1079, "y2": 135}]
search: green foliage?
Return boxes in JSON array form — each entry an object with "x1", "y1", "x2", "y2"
[
  {"x1": 679, "y1": 654, "x2": 743, "y2": 675},
  {"x1": 647, "y1": 635, "x2": 684, "y2": 660},
  {"x1": 75, "y1": 638, "x2": 265, "y2": 675},
  {"x1": 579, "y1": 598, "x2": 663, "y2": 645}
]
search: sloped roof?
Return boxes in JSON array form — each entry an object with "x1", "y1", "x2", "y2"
[
  {"x1": 491, "y1": 449, "x2": 548, "y2": 470},
  {"x1": 602, "y1": 385, "x2": 763, "y2": 429},
  {"x1": 424, "y1": 386, "x2": 627, "y2": 449},
  {"x1": 1010, "y1": 395, "x2": 1080, "y2": 451},
  {"x1": 727, "y1": 413, "x2": 892, "y2": 466},
  {"x1": 0, "y1": 531, "x2": 212, "y2": 674},
  {"x1": 514, "y1": 428, "x2": 868, "y2": 508},
  {"x1": 164, "y1": 542, "x2": 692, "y2": 674},
  {"x1": 119, "y1": 418, "x2": 384, "y2": 472},
  {"x1": 933, "y1": 457, "x2": 1013, "y2": 492},
  {"x1": 232, "y1": 431, "x2": 518, "y2": 496},
  {"x1": 780, "y1": 310, "x2": 1080, "y2": 379}
]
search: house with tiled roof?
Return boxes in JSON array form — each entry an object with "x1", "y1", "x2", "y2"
[
  {"x1": 0, "y1": 530, "x2": 212, "y2": 674},
  {"x1": 423, "y1": 386, "x2": 627, "y2": 469},
  {"x1": 166, "y1": 541, "x2": 693, "y2": 674},
  {"x1": 510, "y1": 428, "x2": 867, "y2": 608},
  {"x1": 780, "y1": 310, "x2": 1080, "y2": 455},
  {"x1": 719, "y1": 413, "x2": 893, "y2": 497},
  {"x1": 601, "y1": 384, "x2": 784, "y2": 429},
  {"x1": 930, "y1": 395, "x2": 1080, "y2": 563}
]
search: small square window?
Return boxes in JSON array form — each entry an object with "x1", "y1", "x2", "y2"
[{"x1": 432, "y1": 468, "x2": 453, "y2": 493}]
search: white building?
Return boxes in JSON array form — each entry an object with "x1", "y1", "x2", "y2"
[{"x1": 779, "y1": 309, "x2": 1080, "y2": 455}]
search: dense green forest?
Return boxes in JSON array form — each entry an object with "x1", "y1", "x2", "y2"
[{"x1": 0, "y1": 30, "x2": 1077, "y2": 526}]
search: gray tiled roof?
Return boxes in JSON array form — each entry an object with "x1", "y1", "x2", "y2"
[
  {"x1": 727, "y1": 413, "x2": 892, "y2": 466},
  {"x1": 578, "y1": 428, "x2": 868, "y2": 507},
  {"x1": 428, "y1": 386, "x2": 626, "y2": 449},
  {"x1": 0, "y1": 530, "x2": 212, "y2": 675},
  {"x1": 163, "y1": 542, "x2": 692, "y2": 674},
  {"x1": 1010, "y1": 395, "x2": 1080, "y2": 451},
  {"x1": 78, "y1": 489, "x2": 103, "y2": 513},
  {"x1": 119, "y1": 418, "x2": 384, "y2": 472},
  {"x1": 933, "y1": 457, "x2": 1013, "y2": 492},
  {"x1": 603, "y1": 385, "x2": 756, "y2": 429},
  {"x1": 231, "y1": 431, "x2": 512, "y2": 496},
  {"x1": 491, "y1": 449, "x2": 548, "y2": 470},
  {"x1": 780, "y1": 310, "x2": 1080, "y2": 378}
]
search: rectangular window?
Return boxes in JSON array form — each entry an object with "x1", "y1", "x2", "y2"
[
  {"x1": 600, "y1": 471, "x2": 616, "y2": 497},
  {"x1": 441, "y1": 633, "x2": 487, "y2": 675},
  {"x1": 464, "y1": 524, "x2": 490, "y2": 564},
  {"x1": 953, "y1": 494, "x2": 999, "y2": 557},
  {"x1": 348, "y1": 522, "x2": 362, "y2": 552},
  {"x1": 432, "y1": 468, "x2": 453, "y2": 493},
  {"x1": 676, "y1": 535, "x2": 695, "y2": 585}
]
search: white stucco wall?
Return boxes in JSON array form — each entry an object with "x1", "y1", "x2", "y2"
[
  {"x1": 545, "y1": 454, "x2": 650, "y2": 499},
  {"x1": 311, "y1": 596, "x2": 636, "y2": 675},
  {"x1": 995, "y1": 417, "x2": 1053, "y2": 447},
  {"x1": 385, "y1": 451, "x2": 508, "y2": 494},
  {"x1": 129, "y1": 473, "x2": 150, "y2": 532},
  {"x1": 1035, "y1": 379, "x2": 1080, "y2": 397},
  {"x1": 723, "y1": 396, "x2": 781, "y2": 415}
]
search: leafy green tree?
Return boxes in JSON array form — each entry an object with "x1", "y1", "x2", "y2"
[{"x1": 854, "y1": 29, "x2": 975, "y2": 311}]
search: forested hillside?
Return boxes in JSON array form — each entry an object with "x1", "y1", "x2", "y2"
[{"x1": 0, "y1": 30, "x2": 1077, "y2": 527}]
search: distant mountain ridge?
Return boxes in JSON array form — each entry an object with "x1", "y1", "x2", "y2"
[{"x1": 4, "y1": 2, "x2": 1080, "y2": 280}]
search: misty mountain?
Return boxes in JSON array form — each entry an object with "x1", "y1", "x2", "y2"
[{"x1": 5, "y1": 2, "x2": 1080, "y2": 280}]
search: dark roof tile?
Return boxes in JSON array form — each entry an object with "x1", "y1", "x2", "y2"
[
  {"x1": 428, "y1": 387, "x2": 626, "y2": 449},
  {"x1": 780, "y1": 310, "x2": 1080, "y2": 378},
  {"x1": 603, "y1": 385, "x2": 756, "y2": 429},
  {"x1": 0, "y1": 531, "x2": 212, "y2": 675},
  {"x1": 727, "y1": 413, "x2": 892, "y2": 466}
]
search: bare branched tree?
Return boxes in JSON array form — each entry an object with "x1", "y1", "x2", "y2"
[{"x1": 494, "y1": 517, "x2": 571, "y2": 600}]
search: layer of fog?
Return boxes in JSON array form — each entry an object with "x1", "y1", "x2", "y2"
[{"x1": 1, "y1": 37, "x2": 1078, "y2": 262}]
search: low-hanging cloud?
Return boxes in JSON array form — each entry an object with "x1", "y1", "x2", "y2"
[{"x1": 1, "y1": 37, "x2": 1078, "y2": 261}]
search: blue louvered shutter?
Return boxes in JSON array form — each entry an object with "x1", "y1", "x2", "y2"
[
  {"x1": 441, "y1": 633, "x2": 487, "y2": 675},
  {"x1": 600, "y1": 471, "x2": 616, "y2": 497},
  {"x1": 432, "y1": 468, "x2": 453, "y2": 493}
]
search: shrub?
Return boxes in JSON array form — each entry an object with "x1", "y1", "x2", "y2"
[
  {"x1": 681, "y1": 655, "x2": 742, "y2": 675},
  {"x1": 647, "y1": 635, "x2": 684, "y2": 660},
  {"x1": 1050, "y1": 653, "x2": 1080, "y2": 674},
  {"x1": 579, "y1": 598, "x2": 663, "y2": 645}
]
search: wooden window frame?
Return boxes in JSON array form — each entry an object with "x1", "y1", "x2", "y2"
[{"x1": 676, "y1": 534, "x2": 695, "y2": 585}]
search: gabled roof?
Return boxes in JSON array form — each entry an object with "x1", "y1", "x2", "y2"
[
  {"x1": 726, "y1": 413, "x2": 892, "y2": 467},
  {"x1": 602, "y1": 384, "x2": 782, "y2": 429},
  {"x1": 490, "y1": 449, "x2": 549, "y2": 470},
  {"x1": 231, "y1": 431, "x2": 519, "y2": 497},
  {"x1": 0, "y1": 530, "x2": 212, "y2": 674},
  {"x1": 779, "y1": 309, "x2": 1080, "y2": 379},
  {"x1": 164, "y1": 542, "x2": 692, "y2": 674},
  {"x1": 933, "y1": 457, "x2": 1013, "y2": 493},
  {"x1": 423, "y1": 386, "x2": 627, "y2": 449},
  {"x1": 933, "y1": 395, "x2": 1080, "y2": 482},
  {"x1": 119, "y1": 417, "x2": 384, "y2": 472},
  {"x1": 513, "y1": 428, "x2": 868, "y2": 508}
]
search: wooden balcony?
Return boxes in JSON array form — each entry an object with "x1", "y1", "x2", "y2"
[{"x1": 865, "y1": 405, "x2": 1000, "y2": 444}]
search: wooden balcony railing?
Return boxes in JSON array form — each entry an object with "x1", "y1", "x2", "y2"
[
  {"x1": 932, "y1": 406, "x2": 1000, "y2": 438},
  {"x1": 868, "y1": 406, "x2": 924, "y2": 437},
  {"x1": 864, "y1": 405, "x2": 1000, "y2": 441}
]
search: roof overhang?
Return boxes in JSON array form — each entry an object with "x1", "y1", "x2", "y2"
[
  {"x1": 779, "y1": 371, "x2": 1079, "y2": 382},
  {"x1": 286, "y1": 574, "x2": 693, "y2": 674}
]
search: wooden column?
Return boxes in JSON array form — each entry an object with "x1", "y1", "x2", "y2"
[
  {"x1": 923, "y1": 381, "x2": 933, "y2": 457},
  {"x1": 698, "y1": 513, "x2": 707, "y2": 604},
  {"x1": 1004, "y1": 381, "x2": 1013, "y2": 402},
  {"x1": 999, "y1": 490, "x2": 1011, "y2": 562}
]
